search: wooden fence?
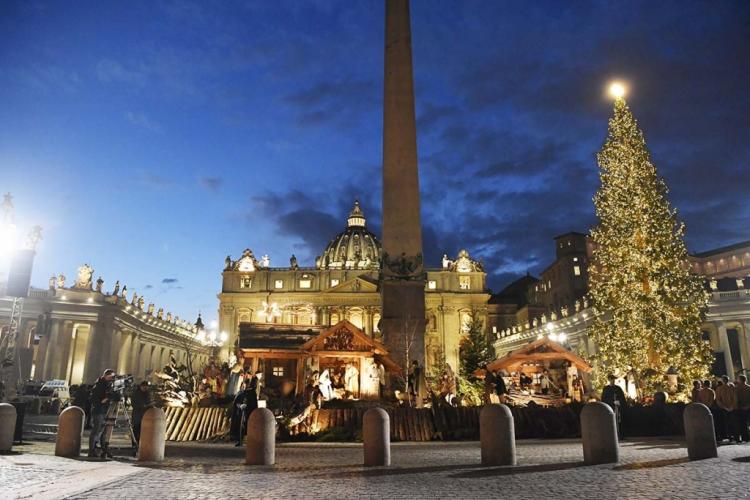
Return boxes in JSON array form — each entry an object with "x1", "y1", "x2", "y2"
[
  {"x1": 289, "y1": 407, "x2": 482, "y2": 441},
  {"x1": 164, "y1": 406, "x2": 230, "y2": 441}
]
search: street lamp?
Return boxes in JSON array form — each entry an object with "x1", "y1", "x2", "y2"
[
  {"x1": 195, "y1": 317, "x2": 227, "y2": 360},
  {"x1": 1, "y1": 193, "x2": 42, "y2": 402}
]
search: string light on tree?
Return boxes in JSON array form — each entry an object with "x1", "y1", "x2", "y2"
[{"x1": 588, "y1": 81, "x2": 712, "y2": 397}]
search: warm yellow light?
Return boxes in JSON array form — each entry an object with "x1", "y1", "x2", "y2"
[{"x1": 609, "y1": 82, "x2": 626, "y2": 99}]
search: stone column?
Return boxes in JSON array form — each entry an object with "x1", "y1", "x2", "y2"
[
  {"x1": 380, "y1": 0, "x2": 426, "y2": 372},
  {"x1": 40, "y1": 319, "x2": 61, "y2": 381},
  {"x1": 716, "y1": 322, "x2": 734, "y2": 376},
  {"x1": 740, "y1": 322, "x2": 750, "y2": 372}
]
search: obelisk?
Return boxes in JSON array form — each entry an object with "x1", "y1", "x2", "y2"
[{"x1": 380, "y1": 0, "x2": 426, "y2": 373}]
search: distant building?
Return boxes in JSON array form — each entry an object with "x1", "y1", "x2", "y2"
[
  {"x1": 218, "y1": 200, "x2": 490, "y2": 379},
  {"x1": 0, "y1": 267, "x2": 209, "y2": 385},
  {"x1": 492, "y1": 236, "x2": 750, "y2": 380}
]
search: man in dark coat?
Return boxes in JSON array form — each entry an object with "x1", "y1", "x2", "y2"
[
  {"x1": 234, "y1": 372, "x2": 262, "y2": 446},
  {"x1": 601, "y1": 374, "x2": 627, "y2": 437},
  {"x1": 130, "y1": 381, "x2": 153, "y2": 445},
  {"x1": 494, "y1": 370, "x2": 508, "y2": 402},
  {"x1": 89, "y1": 369, "x2": 115, "y2": 457}
]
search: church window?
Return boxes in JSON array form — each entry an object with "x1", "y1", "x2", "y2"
[
  {"x1": 240, "y1": 276, "x2": 252, "y2": 289},
  {"x1": 272, "y1": 366, "x2": 284, "y2": 377},
  {"x1": 275, "y1": 279, "x2": 284, "y2": 289},
  {"x1": 330, "y1": 278, "x2": 340, "y2": 287},
  {"x1": 428, "y1": 280, "x2": 437, "y2": 290},
  {"x1": 492, "y1": 326, "x2": 497, "y2": 334},
  {"x1": 573, "y1": 266, "x2": 581, "y2": 276},
  {"x1": 299, "y1": 275, "x2": 312, "y2": 289},
  {"x1": 459, "y1": 276, "x2": 470, "y2": 290}
]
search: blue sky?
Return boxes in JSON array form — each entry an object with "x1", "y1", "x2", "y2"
[{"x1": 1, "y1": 0, "x2": 748, "y2": 324}]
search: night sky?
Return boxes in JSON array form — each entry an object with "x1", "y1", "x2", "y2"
[{"x1": 1, "y1": 1, "x2": 748, "y2": 323}]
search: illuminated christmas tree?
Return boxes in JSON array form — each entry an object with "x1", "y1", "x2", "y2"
[{"x1": 588, "y1": 83, "x2": 712, "y2": 397}]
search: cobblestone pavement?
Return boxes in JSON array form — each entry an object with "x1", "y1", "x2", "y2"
[{"x1": 3, "y1": 438, "x2": 750, "y2": 499}]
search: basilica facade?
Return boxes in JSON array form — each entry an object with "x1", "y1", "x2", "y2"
[{"x1": 218, "y1": 201, "x2": 489, "y2": 374}]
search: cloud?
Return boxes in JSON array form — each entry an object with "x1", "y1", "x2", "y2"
[
  {"x1": 125, "y1": 111, "x2": 162, "y2": 133},
  {"x1": 198, "y1": 177, "x2": 223, "y2": 191},
  {"x1": 283, "y1": 79, "x2": 378, "y2": 128},
  {"x1": 161, "y1": 278, "x2": 178, "y2": 284},
  {"x1": 96, "y1": 59, "x2": 147, "y2": 87}
]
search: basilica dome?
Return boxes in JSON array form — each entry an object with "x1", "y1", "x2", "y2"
[{"x1": 316, "y1": 200, "x2": 381, "y2": 270}]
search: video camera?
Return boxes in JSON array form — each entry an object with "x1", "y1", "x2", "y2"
[{"x1": 110, "y1": 374, "x2": 134, "y2": 400}]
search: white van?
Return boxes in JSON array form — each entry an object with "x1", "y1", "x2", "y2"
[{"x1": 38, "y1": 379, "x2": 71, "y2": 404}]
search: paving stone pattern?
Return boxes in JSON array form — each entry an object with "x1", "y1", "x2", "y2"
[{"x1": 4, "y1": 439, "x2": 750, "y2": 499}]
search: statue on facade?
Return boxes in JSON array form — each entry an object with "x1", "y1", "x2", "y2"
[
  {"x1": 148, "y1": 303, "x2": 155, "y2": 315},
  {"x1": 74, "y1": 264, "x2": 94, "y2": 289},
  {"x1": 583, "y1": 296, "x2": 589, "y2": 309},
  {"x1": 574, "y1": 300, "x2": 581, "y2": 313},
  {"x1": 121, "y1": 285, "x2": 127, "y2": 299},
  {"x1": 561, "y1": 306, "x2": 568, "y2": 318},
  {"x1": 224, "y1": 255, "x2": 232, "y2": 270},
  {"x1": 95, "y1": 276, "x2": 104, "y2": 293},
  {"x1": 290, "y1": 254, "x2": 298, "y2": 269},
  {"x1": 261, "y1": 254, "x2": 270, "y2": 268},
  {"x1": 442, "y1": 254, "x2": 451, "y2": 269},
  {"x1": 550, "y1": 311, "x2": 557, "y2": 321},
  {"x1": 49, "y1": 275, "x2": 56, "y2": 289},
  {"x1": 157, "y1": 308, "x2": 164, "y2": 319},
  {"x1": 112, "y1": 280, "x2": 120, "y2": 296},
  {"x1": 166, "y1": 312, "x2": 172, "y2": 322},
  {"x1": 57, "y1": 273, "x2": 66, "y2": 288},
  {"x1": 138, "y1": 296, "x2": 145, "y2": 310},
  {"x1": 131, "y1": 292, "x2": 138, "y2": 305}
]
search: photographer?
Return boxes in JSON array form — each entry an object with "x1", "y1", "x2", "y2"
[
  {"x1": 131, "y1": 380, "x2": 153, "y2": 445},
  {"x1": 89, "y1": 369, "x2": 115, "y2": 458}
]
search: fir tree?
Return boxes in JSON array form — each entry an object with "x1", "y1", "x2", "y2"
[
  {"x1": 589, "y1": 92, "x2": 712, "y2": 396},
  {"x1": 459, "y1": 315, "x2": 494, "y2": 382}
]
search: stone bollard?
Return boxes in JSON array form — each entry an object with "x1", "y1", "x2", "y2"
[
  {"x1": 245, "y1": 408, "x2": 276, "y2": 465},
  {"x1": 137, "y1": 408, "x2": 166, "y2": 462},
  {"x1": 0, "y1": 403, "x2": 17, "y2": 452},
  {"x1": 363, "y1": 407, "x2": 390, "y2": 466},
  {"x1": 480, "y1": 404, "x2": 516, "y2": 466},
  {"x1": 581, "y1": 402, "x2": 619, "y2": 465},
  {"x1": 55, "y1": 406, "x2": 85, "y2": 458},
  {"x1": 683, "y1": 403, "x2": 717, "y2": 461}
]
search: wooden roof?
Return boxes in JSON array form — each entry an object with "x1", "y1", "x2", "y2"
[{"x1": 483, "y1": 337, "x2": 592, "y2": 374}]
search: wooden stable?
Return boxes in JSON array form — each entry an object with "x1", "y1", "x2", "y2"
[
  {"x1": 485, "y1": 337, "x2": 592, "y2": 374},
  {"x1": 239, "y1": 320, "x2": 399, "y2": 400},
  {"x1": 479, "y1": 337, "x2": 592, "y2": 404}
]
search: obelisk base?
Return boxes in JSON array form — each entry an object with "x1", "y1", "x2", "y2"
[{"x1": 381, "y1": 280, "x2": 426, "y2": 373}]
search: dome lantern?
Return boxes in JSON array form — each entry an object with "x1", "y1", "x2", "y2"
[{"x1": 347, "y1": 199, "x2": 366, "y2": 228}]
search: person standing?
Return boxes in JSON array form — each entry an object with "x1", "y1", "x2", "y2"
[
  {"x1": 483, "y1": 367, "x2": 496, "y2": 405},
  {"x1": 715, "y1": 375, "x2": 737, "y2": 442},
  {"x1": 734, "y1": 375, "x2": 750, "y2": 443},
  {"x1": 88, "y1": 369, "x2": 115, "y2": 458},
  {"x1": 494, "y1": 370, "x2": 507, "y2": 403},
  {"x1": 376, "y1": 362, "x2": 386, "y2": 399},
  {"x1": 235, "y1": 373, "x2": 261, "y2": 447},
  {"x1": 601, "y1": 374, "x2": 627, "y2": 437},
  {"x1": 540, "y1": 370, "x2": 552, "y2": 396},
  {"x1": 130, "y1": 381, "x2": 153, "y2": 445},
  {"x1": 690, "y1": 380, "x2": 702, "y2": 402}
]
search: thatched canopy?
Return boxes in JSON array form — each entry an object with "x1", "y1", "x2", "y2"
[{"x1": 479, "y1": 337, "x2": 592, "y2": 375}]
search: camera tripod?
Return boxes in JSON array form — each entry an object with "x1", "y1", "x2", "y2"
[{"x1": 101, "y1": 397, "x2": 137, "y2": 457}]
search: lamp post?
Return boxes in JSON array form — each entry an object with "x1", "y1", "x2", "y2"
[
  {"x1": 195, "y1": 318, "x2": 227, "y2": 361},
  {"x1": 1, "y1": 193, "x2": 42, "y2": 402}
]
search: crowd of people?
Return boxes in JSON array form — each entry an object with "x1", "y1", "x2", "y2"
[{"x1": 692, "y1": 374, "x2": 750, "y2": 444}]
